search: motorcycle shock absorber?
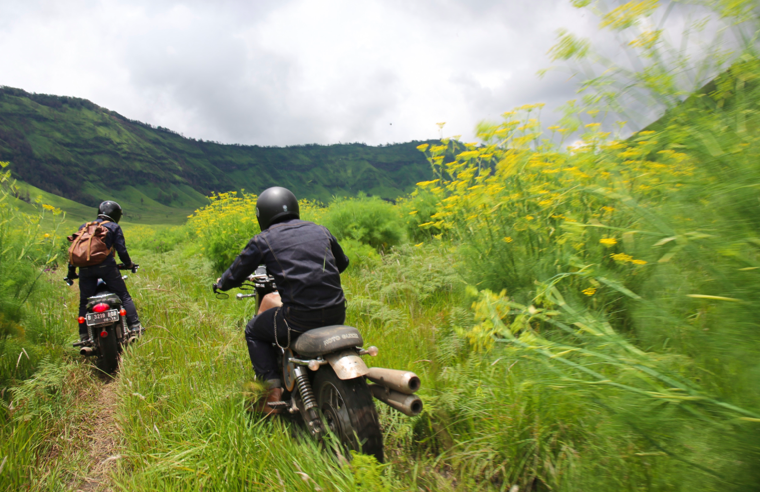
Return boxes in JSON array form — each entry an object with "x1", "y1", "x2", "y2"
[{"x1": 293, "y1": 366, "x2": 323, "y2": 436}]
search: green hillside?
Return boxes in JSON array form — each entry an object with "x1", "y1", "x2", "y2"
[{"x1": 0, "y1": 87, "x2": 434, "y2": 221}]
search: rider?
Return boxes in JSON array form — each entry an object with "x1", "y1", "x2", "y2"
[
  {"x1": 215, "y1": 186, "x2": 349, "y2": 413},
  {"x1": 68, "y1": 200, "x2": 143, "y2": 342}
]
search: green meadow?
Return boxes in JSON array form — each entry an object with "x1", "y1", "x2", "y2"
[{"x1": 2, "y1": 2, "x2": 760, "y2": 490}]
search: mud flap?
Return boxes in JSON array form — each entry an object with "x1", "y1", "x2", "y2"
[{"x1": 326, "y1": 350, "x2": 369, "y2": 380}]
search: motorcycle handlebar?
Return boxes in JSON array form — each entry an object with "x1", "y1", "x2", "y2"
[
  {"x1": 63, "y1": 263, "x2": 138, "y2": 286},
  {"x1": 247, "y1": 273, "x2": 274, "y2": 283},
  {"x1": 117, "y1": 263, "x2": 140, "y2": 274}
]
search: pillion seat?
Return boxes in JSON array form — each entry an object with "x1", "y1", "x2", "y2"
[{"x1": 293, "y1": 325, "x2": 364, "y2": 358}]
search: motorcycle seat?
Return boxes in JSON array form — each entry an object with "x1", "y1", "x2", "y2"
[
  {"x1": 86, "y1": 292, "x2": 122, "y2": 309},
  {"x1": 292, "y1": 325, "x2": 364, "y2": 358}
]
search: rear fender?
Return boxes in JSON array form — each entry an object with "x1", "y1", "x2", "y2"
[{"x1": 326, "y1": 350, "x2": 369, "y2": 380}]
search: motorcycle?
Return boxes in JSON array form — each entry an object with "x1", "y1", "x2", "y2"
[
  {"x1": 65, "y1": 263, "x2": 140, "y2": 374},
  {"x1": 216, "y1": 265, "x2": 423, "y2": 463}
]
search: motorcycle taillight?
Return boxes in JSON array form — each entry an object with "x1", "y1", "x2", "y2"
[{"x1": 93, "y1": 303, "x2": 110, "y2": 313}]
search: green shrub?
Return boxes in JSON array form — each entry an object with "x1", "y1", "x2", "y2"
[
  {"x1": 0, "y1": 163, "x2": 69, "y2": 389},
  {"x1": 397, "y1": 189, "x2": 441, "y2": 243},
  {"x1": 339, "y1": 238, "x2": 381, "y2": 271},
  {"x1": 323, "y1": 196, "x2": 404, "y2": 251}
]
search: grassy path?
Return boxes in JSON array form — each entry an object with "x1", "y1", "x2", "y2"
[{"x1": 75, "y1": 379, "x2": 120, "y2": 492}]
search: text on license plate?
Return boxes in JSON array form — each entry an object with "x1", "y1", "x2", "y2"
[{"x1": 86, "y1": 309, "x2": 120, "y2": 326}]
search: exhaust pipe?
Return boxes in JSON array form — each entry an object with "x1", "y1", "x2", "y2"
[
  {"x1": 80, "y1": 346, "x2": 96, "y2": 357},
  {"x1": 370, "y1": 384, "x2": 423, "y2": 417},
  {"x1": 366, "y1": 367, "x2": 421, "y2": 395}
]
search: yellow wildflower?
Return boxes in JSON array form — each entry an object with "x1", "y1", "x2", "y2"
[
  {"x1": 600, "y1": 238, "x2": 617, "y2": 247},
  {"x1": 582, "y1": 287, "x2": 597, "y2": 296},
  {"x1": 632, "y1": 259, "x2": 647, "y2": 265},
  {"x1": 612, "y1": 253, "x2": 633, "y2": 262},
  {"x1": 503, "y1": 237, "x2": 513, "y2": 243}
]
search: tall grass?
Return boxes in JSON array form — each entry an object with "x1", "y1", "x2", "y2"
[{"x1": 3, "y1": 2, "x2": 760, "y2": 491}]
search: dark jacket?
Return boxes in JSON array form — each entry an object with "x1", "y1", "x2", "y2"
[
  {"x1": 70, "y1": 219, "x2": 132, "y2": 273},
  {"x1": 219, "y1": 219, "x2": 349, "y2": 311}
]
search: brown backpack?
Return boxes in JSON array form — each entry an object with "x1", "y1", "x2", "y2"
[{"x1": 67, "y1": 221, "x2": 115, "y2": 267}]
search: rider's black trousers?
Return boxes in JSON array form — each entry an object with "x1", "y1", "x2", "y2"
[
  {"x1": 78, "y1": 262, "x2": 140, "y2": 337},
  {"x1": 245, "y1": 303, "x2": 346, "y2": 386}
]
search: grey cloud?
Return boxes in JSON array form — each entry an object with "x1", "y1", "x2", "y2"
[{"x1": 5, "y1": 0, "x2": 718, "y2": 147}]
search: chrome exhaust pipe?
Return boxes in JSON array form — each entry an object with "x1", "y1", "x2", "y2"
[
  {"x1": 80, "y1": 346, "x2": 96, "y2": 356},
  {"x1": 370, "y1": 384, "x2": 423, "y2": 417},
  {"x1": 366, "y1": 367, "x2": 421, "y2": 395}
]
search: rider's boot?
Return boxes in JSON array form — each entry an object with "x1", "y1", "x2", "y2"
[
  {"x1": 260, "y1": 386, "x2": 284, "y2": 416},
  {"x1": 128, "y1": 322, "x2": 145, "y2": 337}
]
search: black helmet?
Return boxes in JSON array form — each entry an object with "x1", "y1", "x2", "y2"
[
  {"x1": 256, "y1": 187, "x2": 299, "y2": 230},
  {"x1": 97, "y1": 200, "x2": 123, "y2": 223}
]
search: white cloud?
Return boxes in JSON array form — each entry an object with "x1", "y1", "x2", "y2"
[{"x1": 0, "y1": 0, "x2": 609, "y2": 146}]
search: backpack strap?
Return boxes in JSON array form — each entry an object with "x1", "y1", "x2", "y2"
[{"x1": 97, "y1": 221, "x2": 115, "y2": 258}]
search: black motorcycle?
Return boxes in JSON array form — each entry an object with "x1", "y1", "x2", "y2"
[
  {"x1": 66, "y1": 263, "x2": 139, "y2": 374},
  {"x1": 216, "y1": 266, "x2": 423, "y2": 463}
]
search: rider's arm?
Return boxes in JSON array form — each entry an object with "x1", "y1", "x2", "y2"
[
  {"x1": 219, "y1": 237, "x2": 264, "y2": 290},
  {"x1": 111, "y1": 225, "x2": 133, "y2": 266},
  {"x1": 328, "y1": 231, "x2": 350, "y2": 273}
]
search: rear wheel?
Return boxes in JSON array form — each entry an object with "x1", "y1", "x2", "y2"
[
  {"x1": 96, "y1": 324, "x2": 120, "y2": 374},
  {"x1": 313, "y1": 368, "x2": 383, "y2": 463}
]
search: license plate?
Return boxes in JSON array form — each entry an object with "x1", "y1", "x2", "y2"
[{"x1": 86, "y1": 309, "x2": 120, "y2": 326}]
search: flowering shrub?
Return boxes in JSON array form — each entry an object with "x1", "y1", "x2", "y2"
[
  {"x1": 414, "y1": 106, "x2": 681, "y2": 304},
  {"x1": 188, "y1": 191, "x2": 326, "y2": 272}
]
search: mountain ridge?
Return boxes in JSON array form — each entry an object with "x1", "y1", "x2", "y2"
[{"x1": 0, "y1": 86, "x2": 434, "y2": 220}]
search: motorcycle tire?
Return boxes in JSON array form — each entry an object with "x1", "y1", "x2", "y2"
[
  {"x1": 313, "y1": 368, "x2": 384, "y2": 463},
  {"x1": 97, "y1": 325, "x2": 120, "y2": 374}
]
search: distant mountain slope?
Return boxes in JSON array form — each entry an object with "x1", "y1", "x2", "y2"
[{"x1": 0, "y1": 87, "x2": 434, "y2": 216}]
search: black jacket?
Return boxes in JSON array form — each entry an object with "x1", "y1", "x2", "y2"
[{"x1": 219, "y1": 219, "x2": 349, "y2": 311}]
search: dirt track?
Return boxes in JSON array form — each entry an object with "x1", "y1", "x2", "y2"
[{"x1": 72, "y1": 377, "x2": 120, "y2": 492}]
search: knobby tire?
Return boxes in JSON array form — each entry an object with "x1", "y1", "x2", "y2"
[
  {"x1": 97, "y1": 325, "x2": 120, "y2": 374},
  {"x1": 313, "y1": 368, "x2": 384, "y2": 463}
]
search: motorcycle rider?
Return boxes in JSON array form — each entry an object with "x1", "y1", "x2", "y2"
[
  {"x1": 214, "y1": 186, "x2": 349, "y2": 414},
  {"x1": 68, "y1": 200, "x2": 143, "y2": 342}
]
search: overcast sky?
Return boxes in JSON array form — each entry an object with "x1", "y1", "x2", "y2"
[{"x1": 0, "y1": 0, "x2": 732, "y2": 146}]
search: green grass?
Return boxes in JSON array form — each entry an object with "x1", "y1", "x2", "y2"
[{"x1": 2, "y1": 3, "x2": 759, "y2": 490}]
